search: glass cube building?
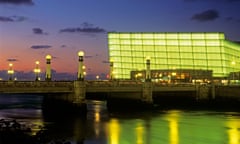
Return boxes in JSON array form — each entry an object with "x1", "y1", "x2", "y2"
[{"x1": 108, "y1": 32, "x2": 240, "y2": 79}]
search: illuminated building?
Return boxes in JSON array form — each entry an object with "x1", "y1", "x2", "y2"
[{"x1": 108, "y1": 32, "x2": 240, "y2": 81}]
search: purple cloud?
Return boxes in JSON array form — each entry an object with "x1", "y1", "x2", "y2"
[
  {"x1": 0, "y1": 16, "x2": 27, "y2": 22},
  {"x1": 6, "y1": 58, "x2": 18, "y2": 62},
  {"x1": 59, "y1": 22, "x2": 107, "y2": 34},
  {"x1": 191, "y1": 9, "x2": 219, "y2": 22},
  {"x1": 0, "y1": 0, "x2": 34, "y2": 5},
  {"x1": 31, "y1": 45, "x2": 52, "y2": 49},
  {"x1": 32, "y1": 28, "x2": 48, "y2": 35}
]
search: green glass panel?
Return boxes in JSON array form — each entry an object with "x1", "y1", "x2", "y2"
[
  {"x1": 191, "y1": 33, "x2": 205, "y2": 39},
  {"x1": 155, "y1": 46, "x2": 166, "y2": 51},
  {"x1": 143, "y1": 39, "x2": 154, "y2": 45},
  {"x1": 155, "y1": 40, "x2": 166, "y2": 45},
  {"x1": 179, "y1": 46, "x2": 192, "y2": 52},
  {"x1": 166, "y1": 33, "x2": 178, "y2": 39},
  {"x1": 193, "y1": 53, "x2": 206, "y2": 59},
  {"x1": 132, "y1": 45, "x2": 142, "y2": 51},
  {"x1": 178, "y1": 33, "x2": 191, "y2": 39},
  {"x1": 154, "y1": 33, "x2": 166, "y2": 39},
  {"x1": 205, "y1": 33, "x2": 221, "y2": 39},
  {"x1": 143, "y1": 46, "x2": 154, "y2": 51},
  {"x1": 167, "y1": 46, "x2": 179, "y2": 52},
  {"x1": 167, "y1": 40, "x2": 179, "y2": 46},
  {"x1": 168, "y1": 58, "x2": 180, "y2": 65},
  {"x1": 119, "y1": 33, "x2": 131, "y2": 39},
  {"x1": 179, "y1": 40, "x2": 192, "y2": 46},
  {"x1": 142, "y1": 33, "x2": 154, "y2": 39},
  {"x1": 181, "y1": 59, "x2": 193, "y2": 65},
  {"x1": 132, "y1": 40, "x2": 142, "y2": 45},
  {"x1": 207, "y1": 53, "x2": 221, "y2": 60},
  {"x1": 192, "y1": 40, "x2": 206, "y2": 46},
  {"x1": 131, "y1": 33, "x2": 142, "y2": 39},
  {"x1": 206, "y1": 40, "x2": 220, "y2": 46},
  {"x1": 180, "y1": 53, "x2": 193, "y2": 59},
  {"x1": 208, "y1": 60, "x2": 222, "y2": 66},
  {"x1": 108, "y1": 33, "x2": 119, "y2": 39}
]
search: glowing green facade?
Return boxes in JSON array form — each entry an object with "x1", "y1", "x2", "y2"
[{"x1": 108, "y1": 32, "x2": 240, "y2": 79}]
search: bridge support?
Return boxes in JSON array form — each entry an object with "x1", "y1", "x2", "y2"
[
  {"x1": 142, "y1": 81, "x2": 153, "y2": 104},
  {"x1": 141, "y1": 56, "x2": 153, "y2": 104},
  {"x1": 73, "y1": 81, "x2": 86, "y2": 108}
]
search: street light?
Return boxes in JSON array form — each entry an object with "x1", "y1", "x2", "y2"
[
  {"x1": 7, "y1": 63, "x2": 14, "y2": 81},
  {"x1": 34, "y1": 61, "x2": 41, "y2": 81},
  {"x1": 77, "y1": 51, "x2": 84, "y2": 81},
  {"x1": 96, "y1": 75, "x2": 100, "y2": 80},
  {"x1": 110, "y1": 58, "x2": 114, "y2": 80},
  {"x1": 45, "y1": 54, "x2": 52, "y2": 81},
  {"x1": 146, "y1": 56, "x2": 151, "y2": 82},
  {"x1": 231, "y1": 60, "x2": 236, "y2": 81}
]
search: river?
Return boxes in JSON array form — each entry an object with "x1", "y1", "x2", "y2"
[{"x1": 0, "y1": 94, "x2": 240, "y2": 144}]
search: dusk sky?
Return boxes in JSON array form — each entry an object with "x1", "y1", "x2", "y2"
[{"x1": 0, "y1": 0, "x2": 240, "y2": 80}]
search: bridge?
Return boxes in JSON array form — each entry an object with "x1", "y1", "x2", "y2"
[
  {"x1": 1, "y1": 80, "x2": 240, "y2": 111},
  {"x1": 0, "y1": 80, "x2": 200, "y2": 105},
  {"x1": 1, "y1": 51, "x2": 240, "y2": 110}
]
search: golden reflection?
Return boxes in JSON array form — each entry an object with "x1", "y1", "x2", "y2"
[
  {"x1": 135, "y1": 122, "x2": 145, "y2": 144},
  {"x1": 226, "y1": 118, "x2": 240, "y2": 144},
  {"x1": 30, "y1": 119, "x2": 44, "y2": 135},
  {"x1": 109, "y1": 119, "x2": 120, "y2": 144},
  {"x1": 95, "y1": 112, "x2": 100, "y2": 122},
  {"x1": 166, "y1": 111, "x2": 180, "y2": 144}
]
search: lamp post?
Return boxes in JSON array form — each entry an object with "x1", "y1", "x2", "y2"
[
  {"x1": 231, "y1": 61, "x2": 236, "y2": 81},
  {"x1": 7, "y1": 63, "x2": 14, "y2": 81},
  {"x1": 146, "y1": 56, "x2": 151, "y2": 82},
  {"x1": 110, "y1": 58, "x2": 114, "y2": 80},
  {"x1": 45, "y1": 54, "x2": 52, "y2": 81},
  {"x1": 34, "y1": 61, "x2": 41, "y2": 81},
  {"x1": 77, "y1": 51, "x2": 84, "y2": 81}
]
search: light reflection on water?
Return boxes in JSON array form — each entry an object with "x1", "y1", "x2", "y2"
[{"x1": 0, "y1": 94, "x2": 240, "y2": 144}]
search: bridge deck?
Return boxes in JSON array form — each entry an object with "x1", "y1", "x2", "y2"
[{"x1": 0, "y1": 81, "x2": 197, "y2": 94}]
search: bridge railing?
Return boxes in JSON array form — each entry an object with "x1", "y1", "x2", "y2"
[
  {"x1": 0, "y1": 81, "x2": 74, "y2": 87},
  {"x1": 86, "y1": 80, "x2": 143, "y2": 87}
]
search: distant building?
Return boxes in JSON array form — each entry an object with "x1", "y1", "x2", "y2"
[{"x1": 108, "y1": 32, "x2": 240, "y2": 83}]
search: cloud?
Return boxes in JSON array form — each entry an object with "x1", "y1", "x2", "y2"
[
  {"x1": 191, "y1": 9, "x2": 219, "y2": 22},
  {"x1": 0, "y1": 16, "x2": 14, "y2": 22},
  {"x1": 31, "y1": 45, "x2": 52, "y2": 49},
  {"x1": 0, "y1": 0, "x2": 34, "y2": 5},
  {"x1": 32, "y1": 28, "x2": 48, "y2": 35},
  {"x1": 225, "y1": 17, "x2": 240, "y2": 23},
  {"x1": 0, "y1": 16, "x2": 27, "y2": 22},
  {"x1": 59, "y1": 27, "x2": 106, "y2": 33},
  {"x1": 59, "y1": 22, "x2": 107, "y2": 34},
  {"x1": 61, "y1": 45, "x2": 67, "y2": 48},
  {"x1": 84, "y1": 55, "x2": 93, "y2": 59},
  {"x1": 6, "y1": 58, "x2": 18, "y2": 62}
]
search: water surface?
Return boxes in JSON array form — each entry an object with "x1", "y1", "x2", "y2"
[{"x1": 0, "y1": 94, "x2": 239, "y2": 144}]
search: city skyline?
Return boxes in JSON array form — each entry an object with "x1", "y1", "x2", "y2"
[{"x1": 1, "y1": 0, "x2": 240, "y2": 80}]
